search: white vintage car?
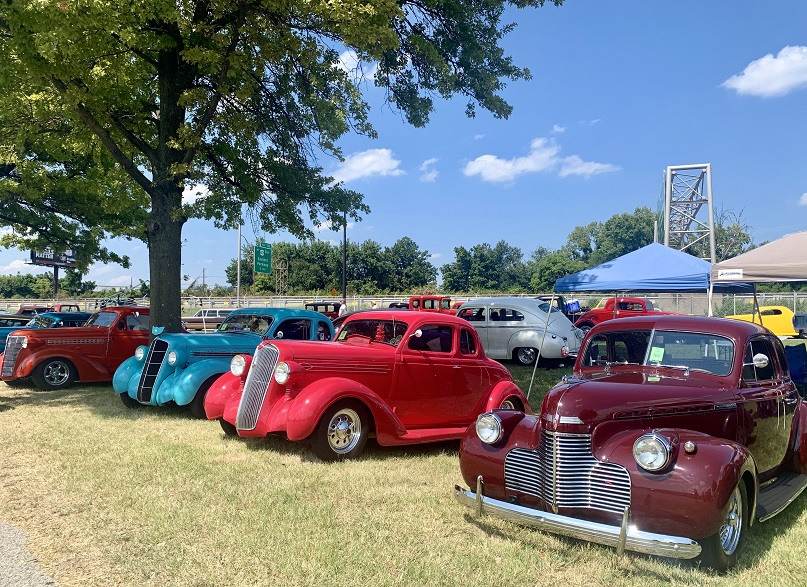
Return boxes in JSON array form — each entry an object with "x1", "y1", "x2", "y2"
[{"x1": 456, "y1": 297, "x2": 583, "y2": 365}]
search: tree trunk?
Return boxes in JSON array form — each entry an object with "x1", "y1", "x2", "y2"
[{"x1": 147, "y1": 182, "x2": 185, "y2": 332}]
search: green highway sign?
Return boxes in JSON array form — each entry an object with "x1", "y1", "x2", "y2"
[{"x1": 254, "y1": 243, "x2": 272, "y2": 275}]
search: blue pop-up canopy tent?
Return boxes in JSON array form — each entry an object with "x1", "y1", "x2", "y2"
[{"x1": 554, "y1": 243, "x2": 751, "y2": 293}]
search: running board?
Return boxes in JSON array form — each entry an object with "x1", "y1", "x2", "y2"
[{"x1": 757, "y1": 472, "x2": 807, "y2": 522}]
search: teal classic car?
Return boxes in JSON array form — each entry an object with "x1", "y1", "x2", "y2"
[{"x1": 112, "y1": 308, "x2": 334, "y2": 416}]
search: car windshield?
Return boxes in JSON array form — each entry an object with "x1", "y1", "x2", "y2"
[
  {"x1": 27, "y1": 316, "x2": 57, "y2": 328},
  {"x1": 337, "y1": 319, "x2": 408, "y2": 347},
  {"x1": 86, "y1": 311, "x2": 118, "y2": 328},
  {"x1": 218, "y1": 314, "x2": 273, "y2": 335},
  {"x1": 645, "y1": 331, "x2": 734, "y2": 375}
]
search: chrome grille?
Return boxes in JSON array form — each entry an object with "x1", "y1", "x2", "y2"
[
  {"x1": 136, "y1": 339, "x2": 168, "y2": 403},
  {"x1": 236, "y1": 344, "x2": 279, "y2": 430},
  {"x1": 1, "y1": 335, "x2": 25, "y2": 377},
  {"x1": 504, "y1": 432, "x2": 631, "y2": 514}
]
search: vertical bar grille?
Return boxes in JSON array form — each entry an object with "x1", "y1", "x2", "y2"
[
  {"x1": 136, "y1": 339, "x2": 168, "y2": 403},
  {"x1": 504, "y1": 432, "x2": 631, "y2": 514},
  {"x1": 236, "y1": 344, "x2": 279, "y2": 430},
  {"x1": 1, "y1": 335, "x2": 25, "y2": 377}
]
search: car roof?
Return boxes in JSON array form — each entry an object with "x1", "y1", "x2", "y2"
[
  {"x1": 38, "y1": 311, "x2": 92, "y2": 319},
  {"x1": 228, "y1": 307, "x2": 331, "y2": 321},
  {"x1": 459, "y1": 296, "x2": 545, "y2": 309},
  {"x1": 100, "y1": 306, "x2": 150, "y2": 313},
  {"x1": 343, "y1": 309, "x2": 470, "y2": 327},
  {"x1": 593, "y1": 314, "x2": 768, "y2": 339}
]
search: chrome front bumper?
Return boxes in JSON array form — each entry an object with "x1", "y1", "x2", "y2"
[{"x1": 454, "y1": 482, "x2": 701, "y2": 560}]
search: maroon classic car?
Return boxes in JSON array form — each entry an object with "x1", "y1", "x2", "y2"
[
  {"x1": 455, "y1": 315, "x2": 807, "y2": 570},
  {"x1": 204, "y1": 310, "x2": 529, "y2": 460},
  {"x1": 574, "y1": 296, "x2": 672, "y2": 332}
]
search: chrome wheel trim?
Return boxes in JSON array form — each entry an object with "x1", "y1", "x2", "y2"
[
  {"x1": 719, "y1": 486, "x2": 743, "y2": 556},
  {"x1": 326, "y1": 408, "x2": 362, "y2": 454},
  {"x1": 500, "y1": 398, "x2": 517, "y2": 410},
  {"x1": 44, "y1": 360, "x2": 70, "y2": 387},
  {"x1": 517, "y1": 348, "x2": 536, "y2": 364}
]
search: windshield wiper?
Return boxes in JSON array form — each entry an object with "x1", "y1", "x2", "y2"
[{"x1": 649, "y1": 363, "x2": 692, "y2": 375}]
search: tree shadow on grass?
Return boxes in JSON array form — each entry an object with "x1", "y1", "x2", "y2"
[{"x1": 461, "y1": 488, "x2": 807, "y2": 579}]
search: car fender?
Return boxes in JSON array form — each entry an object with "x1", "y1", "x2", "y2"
[
  {"x1": 789, "y1": 401, "x2": 807, "y2": 474},
  {"x1": 592, "y1": 426, "x2": 757, "y2": 539},
  {"x1": 506, "y1": 330, "x2": 565, "y2": 359},
  {"x1": 484, "y1": 380, "x2": 532, "y2": 413},
  {"x1": 284, "y1": 377, "x2": 405, "y2": 443},
  {"x1": 15, "y1": 347, "x2": 105, "y2": 381},
  {"x1": 155, "y1": 358, "x2": 231, "y2": 406},
  {"x1": 204, "y1": 371, "x2": 242, "y2": 420},
  {"x1": 113, "y1": 356, "x2": 142, "y2": 394}
]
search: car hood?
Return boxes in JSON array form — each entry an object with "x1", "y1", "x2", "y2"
[
  {"x1": 156, "y1": 331, "x2": 263, "y2": 355},
  {"x1": 9, "y1": 326, "x2": 110, "y2": 340},
  {"x1": 266, "y1": 338, "x2": 393, "y2": 366},
  {"x1": 541, "y1": 368, "x2": 731, "y2": 432}
]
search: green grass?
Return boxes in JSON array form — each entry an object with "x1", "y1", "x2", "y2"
[{"x1": 1, "y1": 366, "x2": 806, "y2": 586}]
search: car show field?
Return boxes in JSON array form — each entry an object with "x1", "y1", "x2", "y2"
[{"x1": 0, "y1": 364, "x2": 805, "y2": 587}]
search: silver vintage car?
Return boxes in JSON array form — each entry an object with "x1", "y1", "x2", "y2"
[{"x1": 456, "y1": 297, "x2": 583, "y2": 365}]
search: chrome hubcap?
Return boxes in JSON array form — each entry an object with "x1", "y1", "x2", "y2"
[
  {"x1": 719, "y1": 486, "x2": 743, "y2": 555},
  {"x1": 327, "y1": 408, "x2": 362, "y2": 454},
  {"x1": 44, "y1": 361, "x2": 70, "y2": 386},
  {"x1": 517, "y1": 348, "x2": 536, "y2": 364}
]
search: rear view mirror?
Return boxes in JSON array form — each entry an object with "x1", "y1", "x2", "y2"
[{"x1": 752, "y1": 353, "x2": 769, "y2": 369}]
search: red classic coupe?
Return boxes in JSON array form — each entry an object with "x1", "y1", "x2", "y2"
[
  {"x1": 574, "y1": 296, "x2": 672, "y2": 332},
  {"x1": 1, "y1": 306, "x2": 150, "y2": 389},
  {"x1": 204, "y1": 310, "x2": 529, "y2": 460},
  {"x1": 455, "y1": 315, "x2": 807, "y2": 570}
]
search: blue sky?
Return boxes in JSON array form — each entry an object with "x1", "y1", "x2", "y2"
[{"x1": 3, "y1": 0, "x2": 807, "y2": 287}]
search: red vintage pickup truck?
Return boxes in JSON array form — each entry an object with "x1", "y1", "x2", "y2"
[
  {"x1": 0, "y1": 306, "x2": 150, "y2": 389},
  {"x1": 574, "y1": 296, "x2": 672, "y2": 332}
]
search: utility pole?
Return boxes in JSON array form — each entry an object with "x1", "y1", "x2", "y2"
[
  {"x1": 341, "y1": 208, "x2": 347, "y2": 301},
  {"x1": 236, "y1": 221, "x2": 242, "y2": 307},
  {"x1": 53, "y1": 266, "x2": 59, "y2": 299}
]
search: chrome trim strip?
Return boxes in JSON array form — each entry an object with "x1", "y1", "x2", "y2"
[{"x1": 454, "y1": 486, "x2": 701, "y2": 560}]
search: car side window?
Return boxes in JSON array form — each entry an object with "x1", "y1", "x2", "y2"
[
  {"x1": 316, "y1": 321, "x2": 332, "y2": 341},
  {"x1": 489, "y1": 308, "x2": 524, "y2": 322},
  {"x1": 743, "y1": 338, "x2": 777, "y2": 382},
  {"x1": 773, "y1": 338, "x2": 789, "y2": 377},
  {"x1": 422, "y1": 299, "x2": 436, "y2": 310},
  {"x1": 458, "y1": 307, "x2": 486, "y2": 322},
  {"x1": 411, "y1": 299, "x2": 420, "y2": 309},
  {"x1": 460, "y1": 329, "x2": 477, "y2": 355},
  {"x1": 275, "y1": 319, "x2": 311, "y2": 340},
  {"x1": 584, "y1": 334, "x2": 608, "y2": 366},
  {"x1": 440, "y1": 299, "x2": 451, "y2": 310},
  {"x1": 126, "y1": 314, "x2": 150, "y2": 331},
  {"x1": 409, "y1": 325, "x2": 453, "y2": 353}
]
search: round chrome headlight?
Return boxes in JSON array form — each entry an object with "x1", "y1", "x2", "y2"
[
  {"x1": 633, "y1": 433, "x2": 671, "y2": 472},
  {"x1": 167, "y1": 351, "x2": 178, "y2": 366},
  {"x1": 134, "y1": 345, "x2": 148, "y2": 361},
  {"x1": 274, "y1": 361, "x2": 291, "y2": 385},
  {"x1": 475, "y1": 413, "x2": 503, "y2": 444},
  {"x1": 230, "y1": 354, "x2": 247, "y2": 377}
]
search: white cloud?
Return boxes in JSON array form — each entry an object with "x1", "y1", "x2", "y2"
[
  {"x1": 551, "y1": 124, "x2": 566, "y2": 134},
  {"x1": 799, "y1": 193, "x2": 807, "y2": 206},
  {"x1": 105, "y1": 275, "x2": 134, "y2": 287},
  {"x1": 723, "y1": 46, "x2": 807, "y2": 97},
  {"x1": 473, "y1": 133, "x2": 486, "y2": 140},
  {"x1": 429, "y1": 252, "x2": 442, "y2": 260},
  {"x1": 183, "y1": 184, "x2": 210, "y2": 205},
  {"x1": 559, "y1": 155, "x2": 620, "y2": 178},
  {"x1": 578, "y1": 118, "x2": 601, "y2": 126},
  {"x1": 331, "y1": 148, "x2": 404, "y2": 184},
  {"x1": 463, "y1": 137, "x2": 619, "y2": 183},
  {"x1": 314, "y1": 220, "x2": 355, "y2": 232},
  {"x1": 337, "y1": 49, "x2": 378, "y2": 83},
  {"x1": 419, "y1": 158, "x2": 439, "y2": 183},
  {"x1": 0, "y1": 259, "x2": 44, "y2": 274}
]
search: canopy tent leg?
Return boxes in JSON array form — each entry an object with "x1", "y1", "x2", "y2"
[
  {"x1": 752, "y1": 284, "x2": 761, "y2": 326},
  {"x1": 527, "y1": 291, "x2": 557, "y2": 401},
  {"x1": 707, "y1": 282, "x2": 714, "y2": 317}
]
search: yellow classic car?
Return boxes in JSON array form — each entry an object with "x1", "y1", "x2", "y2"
[{"x1": 726, "y1": 305, "x2": 797, "y2": 337}]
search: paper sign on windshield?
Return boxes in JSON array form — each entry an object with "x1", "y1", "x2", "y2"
[{"x1": 649, "y1": 347, "x2": 665, "y2": 363}]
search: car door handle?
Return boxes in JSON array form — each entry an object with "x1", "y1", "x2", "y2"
[{"x1": 452, "y1": 365, "x2": 462, "y2": 369}]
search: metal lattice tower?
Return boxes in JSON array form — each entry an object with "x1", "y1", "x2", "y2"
[
  {"x1": 274, "y1": 258, "x2": 289, "y2": 296},
  {"x1": 662, "y1": 163, "x2": 716, "y2": 262}
]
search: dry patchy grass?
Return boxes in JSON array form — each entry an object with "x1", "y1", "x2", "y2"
[{"x1": 0, "y1": 366, "x2": 806, "y2": 586}]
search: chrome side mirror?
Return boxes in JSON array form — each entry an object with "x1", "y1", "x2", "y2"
[
  {"x1": 276, "y1": 331, "x2": 284, "y2": 339},
  {"x1": 411, "y1": 329, "x2": 423, "y2": 339},
  {"x1": 752, "y1": 353, "x2": 769, "y2": 369}
]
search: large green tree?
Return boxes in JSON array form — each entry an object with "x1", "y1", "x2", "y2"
[
  {"x1": 441, "y1": 240, "x2": 528, "y2": 292},
  {"x1": 1, "y1": 0, "x2": 561, "y2": 329}
]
